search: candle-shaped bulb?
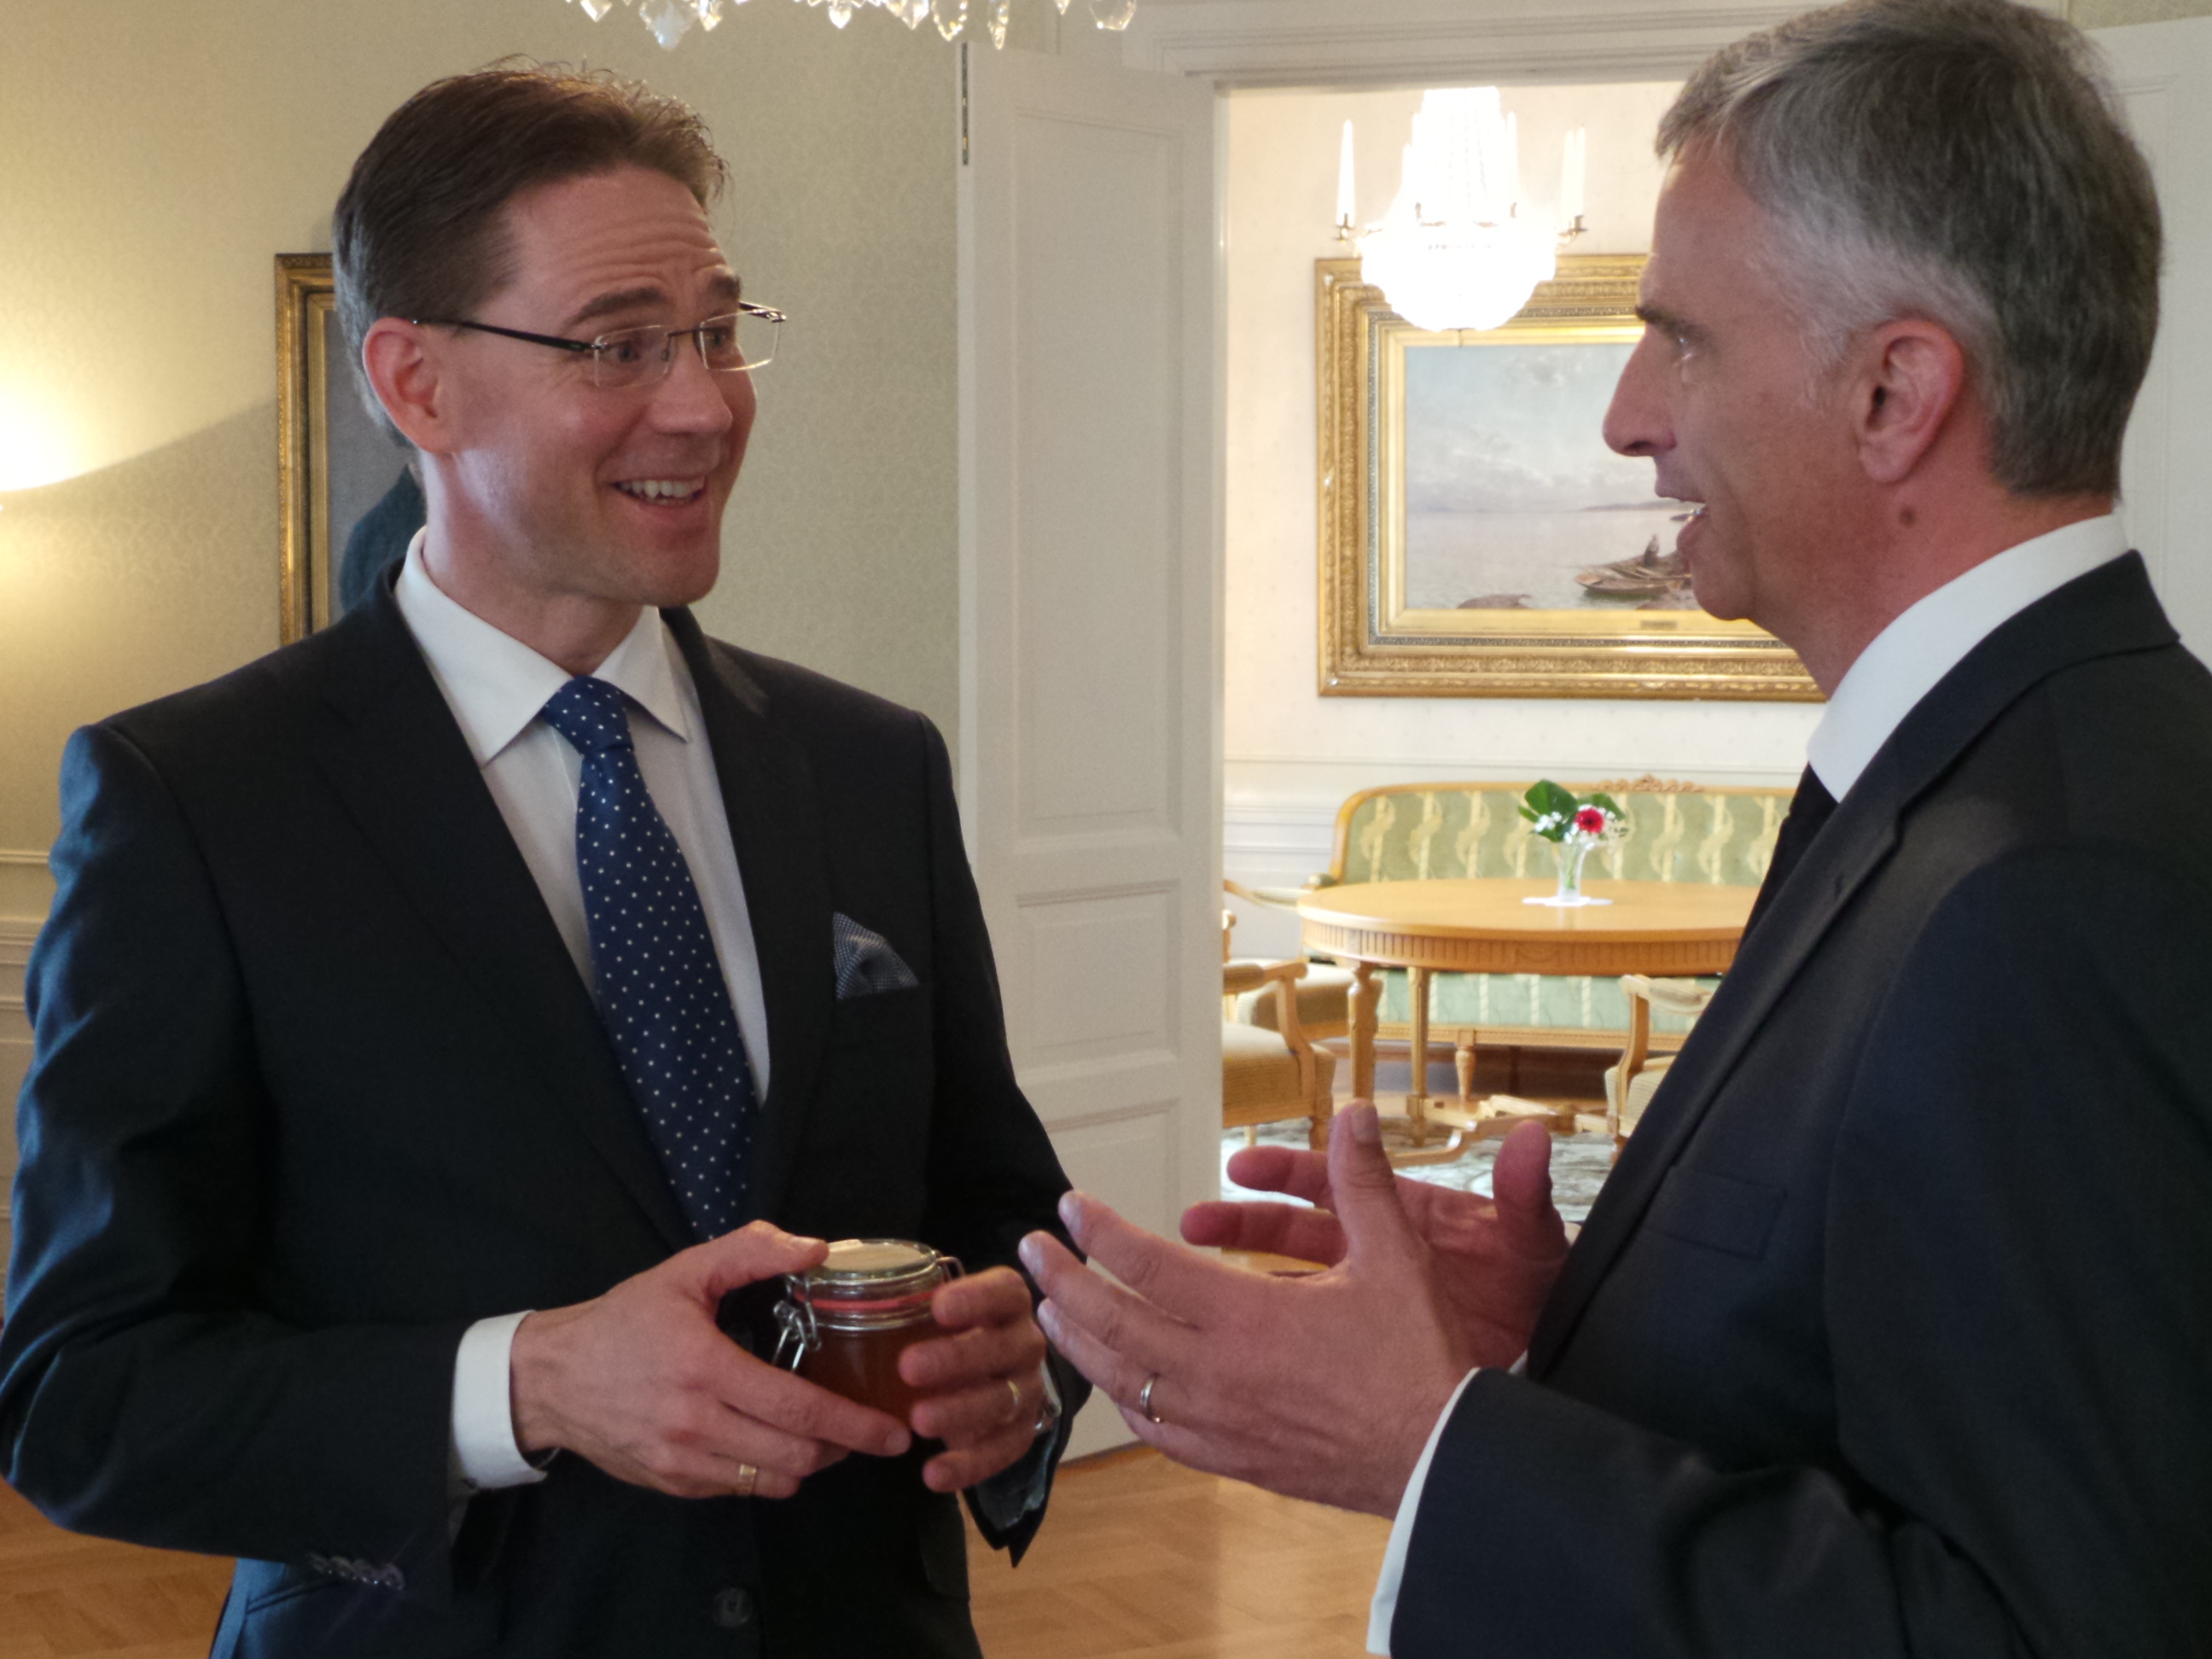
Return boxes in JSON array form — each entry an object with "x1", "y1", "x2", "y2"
[{"x1": 1338, "y1": 120, "x2": 1355, "y2": 228}]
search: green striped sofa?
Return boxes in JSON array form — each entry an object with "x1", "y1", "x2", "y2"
[{"x1": 1311, "y1": 779, "x2": 1790, "y2": 1052}]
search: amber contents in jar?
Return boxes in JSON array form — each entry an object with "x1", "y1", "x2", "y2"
[
  {"x1": 796, "y1": 1318, "x2": 939, "y2": 1419},
  {"x1": 778, "y1": 1239, "x2": 957, "y2": 1423}
]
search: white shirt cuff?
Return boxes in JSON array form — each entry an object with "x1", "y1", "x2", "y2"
[
  {"x1": 1366, "y1": 1353, "x2": 1527, "y2": 1656},
  {"x1": 1367, "y1": 1368, "x2": 1478, "y2": 1656},
  {"x1": 451, "y1": 1311, "x2": 549, "y2": 1492}
]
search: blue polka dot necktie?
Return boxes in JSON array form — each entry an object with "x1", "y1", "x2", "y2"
[{"x1": 539, "y1": 675, "x2": 760, "y2": 1241}]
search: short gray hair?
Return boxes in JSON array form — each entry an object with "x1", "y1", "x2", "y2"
[{"x1": 1661, "y1": 0, "x2": 2159, "y2": 498}]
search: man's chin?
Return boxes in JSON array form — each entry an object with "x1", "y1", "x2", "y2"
[{"x1": 1685, "y1": 566, "x2": 1752, "y2": 623}]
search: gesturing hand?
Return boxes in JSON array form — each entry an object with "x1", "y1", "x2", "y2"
[
  {"x1": 510, "y1": 1222, "x2": 912, "y2": 1501},
  {"x1": 1182, "y1": 1115, "x2": 1569, "y2": 1371},
  {"x1": 899, "y1": 1266, "x2": 1053, "y2": 1493},
  {"x1": 1020, "y1": 1105, "x2": 1522, "y2": 1518}
]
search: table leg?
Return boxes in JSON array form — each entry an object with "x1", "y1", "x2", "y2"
[
  {"x1": 1406, "y1": 966, "x2": 1431, "y2": 1144},
  {"x1": 1454, "y1": 1032, "x2": 1476, "y2": 1103},
  {"x1": 1351, "y1": 962, "x2": 1378, "y2": 1104}
]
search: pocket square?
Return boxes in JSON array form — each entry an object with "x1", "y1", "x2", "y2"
[{"x1": 832, "y1": 912, "x2": 920, "y2": 998}]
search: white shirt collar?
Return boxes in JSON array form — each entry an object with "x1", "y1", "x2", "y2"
[
  {"x1": 392, "y1": 529, "x2": 695, "y2": 765},
  {"x1": 1807, "y1": 514, "x2": 2128, "y2": 800}
]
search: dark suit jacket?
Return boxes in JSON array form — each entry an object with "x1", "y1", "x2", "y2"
[
  {"x1": 1394, "y1": 554, "x2": 2212, "y2": 1657},
  {"x1": 0, "y1": 582, "x2": 1086, "y2": 1658}
]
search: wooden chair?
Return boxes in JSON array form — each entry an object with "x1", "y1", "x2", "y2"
[
  {"x1": 1604, "y1": 974, "x2": 1715, "y2": 1155},
  {"x1": 1222, "y1": 959, "x2": 1336, "y2": 1151},
  {"x1": 1223, "y1": 880, "x2": 1355, "y2": 1043}
]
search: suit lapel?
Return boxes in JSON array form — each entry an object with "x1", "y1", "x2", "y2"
[
  {"x1": 1530, "y1": 553, "x2": 2179, "y2": 1372},
  {"x1": 664, "y1": 610, "x2": 835, "y2": 1224},
  {"x1": 311, "y1": 589, "x2": 692, "y2": 1254}
]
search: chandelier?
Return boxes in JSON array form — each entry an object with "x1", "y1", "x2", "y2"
[
  {"x1": 566, "y1": 0, "x2": 1137, "y2": 50},
  {"x1": 1346, "y1": 89, "x2": 1586, "y2": 333}
]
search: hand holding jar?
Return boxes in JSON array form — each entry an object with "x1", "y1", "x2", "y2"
[{"x1": 775, "y1": 1241, "x2": 1053, "y2": 1493}]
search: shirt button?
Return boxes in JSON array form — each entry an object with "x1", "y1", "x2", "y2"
[{"x1": 711, "y1": 1586, "x2": 754, "y2": 1628}]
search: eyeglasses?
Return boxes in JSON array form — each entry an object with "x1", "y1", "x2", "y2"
[{"x1": 413, "y1": 302, "x2": 783, "y2": 389}]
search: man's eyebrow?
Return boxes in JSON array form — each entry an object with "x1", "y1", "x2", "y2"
[
  {"x1": 565, "y1": 286, "x2": 672, "y2": 333},
  {"x1": 563, "y1": 273, "x2": 744, "y2": 334},
  {"x1": 1635, "y1": 302, "x2": 1700, "y2": 343}
]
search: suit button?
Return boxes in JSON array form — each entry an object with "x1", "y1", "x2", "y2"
[{"x1": 711, "y1": 1586, "x2": 754, "y2": 1628}]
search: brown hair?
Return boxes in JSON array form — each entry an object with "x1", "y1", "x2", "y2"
[{"x1": 331, "y1": 61, "x2": 728, "y2": 434}]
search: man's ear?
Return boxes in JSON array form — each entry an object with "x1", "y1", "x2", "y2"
[
  {"x1": 362, "y1": 318, "x2": 457, "y2": 455},
  {"x1": 1853, "y1": 319, "x2": 1966, "y2": 485}
]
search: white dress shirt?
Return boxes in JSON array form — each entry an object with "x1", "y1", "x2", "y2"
[
  {"x1": 1806, "y1": 513, "x2": 2128, "y2": 800},
  {"x1": 1364, "y1": 513, "x2": 2129, "y2": 1655},
  {"x1": 391, "y1": 533, "x2": 773, "y2": 1490}
]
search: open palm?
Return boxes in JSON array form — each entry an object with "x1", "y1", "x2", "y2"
[{"x1": 1180, "y1": 1118, "x2": 1569, "y2": 1370}]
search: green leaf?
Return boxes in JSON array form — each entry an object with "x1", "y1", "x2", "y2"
[
  {"x1": 1525, "y1": 779, "x2": 1578, "y2": 819},
  {"x1": 1587, "y1": 791, "x2": 1624, "y2": 818}
]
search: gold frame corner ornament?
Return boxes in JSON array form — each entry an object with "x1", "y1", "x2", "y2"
[{"x1": 1314, "y1": 255, "x2": 1819, "y2": 701}]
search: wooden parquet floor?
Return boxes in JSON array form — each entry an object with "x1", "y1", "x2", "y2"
[
  {"x1": 0, "y1": 1479, "x2": 229, "y2": 1659},
  {"x1": 967, "y1": 1447, "x2": 1388, "y2": 1658},
  {"x1": 1, "y1": 1448, "x2": 1388, "y2": 1658}
]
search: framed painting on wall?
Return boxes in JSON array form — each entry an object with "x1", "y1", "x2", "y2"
[
  {"x1": 1316, "y1": 254, "x2": 1818, "y2": 700},
  {"x1": 276, "y1": 253, "x2": 421, "y2": 643}
]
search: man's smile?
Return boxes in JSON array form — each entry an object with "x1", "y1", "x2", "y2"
[{"x1": 614, "y1": 477, "x2": 708, "y2": 504}]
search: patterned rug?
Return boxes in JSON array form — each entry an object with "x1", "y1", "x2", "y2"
[{"x1": 1220, "y1": 1118, "x2": 1621, "y2": 1227}]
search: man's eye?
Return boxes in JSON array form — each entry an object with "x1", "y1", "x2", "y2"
[
  {"x1": 700, "y1": 324, "x2": 737, "y2": 354},
  {"x1": 601, "y1": 335, "x2": 649, "y2": 367}
]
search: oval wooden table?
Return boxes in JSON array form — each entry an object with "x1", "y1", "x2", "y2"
[{"x1": 1297, "y1": 878, "x2": 1755, "y2": 1161}]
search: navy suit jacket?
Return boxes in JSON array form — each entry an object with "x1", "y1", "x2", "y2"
[
  {"x1": 1394, "y1": 555, "x2": 2212, "y2": 1656},
  {"x1": 1, "y1": 583, "x2": 1085, "y2": 1658}
]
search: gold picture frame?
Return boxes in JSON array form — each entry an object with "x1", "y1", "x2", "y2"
[
  {"x1": 276, "y1": 253, "x2": 418, "y2": 643},
  {"x1": 1316, "y1": 255, "x2": 1818, "y2": 701}
]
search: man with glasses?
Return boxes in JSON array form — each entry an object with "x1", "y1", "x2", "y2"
[{"x1": 1, "y1": 66, "x2": 1081, "y2": 1659}]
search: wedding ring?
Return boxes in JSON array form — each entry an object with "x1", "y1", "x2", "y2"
[
  {"x1": 733, "y1": 1463, "x2": 759, "y2": 1499},
  {"x1": 1138, "y1": 1371, "x2": 1164, "y2": 1426},
  {"x1": 1004, "y1": 1377, "x2": 1025, "y2": 1423}
]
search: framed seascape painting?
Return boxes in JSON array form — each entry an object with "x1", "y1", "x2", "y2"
[
  {"x1": 1316, "y1": 255, "x2": 1818, "y2": 700},
  {"x1": 276, "y1": 254, "x2": 422, "y2": 643}
]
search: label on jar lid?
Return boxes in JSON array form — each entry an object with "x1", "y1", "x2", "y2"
[
  {"x1": 820, "y1": 1240, "x2": 932, "y2": 1278},
  {"x1": 801, "y1": 1240, "x2": 950, "y2": 1307}
]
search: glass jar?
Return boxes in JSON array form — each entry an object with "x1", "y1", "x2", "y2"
[{"x1": 771, "y1": 1239, "x2": 960, "y2": 1419}]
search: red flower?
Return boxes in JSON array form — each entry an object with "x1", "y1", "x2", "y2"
[{"x1": 1574, "y1": 806, "x2": 1608, "y2": 836}]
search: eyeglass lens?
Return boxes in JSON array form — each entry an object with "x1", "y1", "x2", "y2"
[{"x1": 590, "y1": 311, "x2": 778, "y2": 388}]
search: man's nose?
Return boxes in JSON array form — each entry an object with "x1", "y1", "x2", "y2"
[
  {"x1": 1602, "y1": 331, "x2": 1668, "y2": 459},
  {"x1": 647, "y1": 340, "x2": 737, "y2": 433}
]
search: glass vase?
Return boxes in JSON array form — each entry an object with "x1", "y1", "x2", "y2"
[{"x1": 1553, "y1": 837, "x2": 1594, "y2": 904}]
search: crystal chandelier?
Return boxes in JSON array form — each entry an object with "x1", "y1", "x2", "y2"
[
  {"x1": 567, "y1": 0, "x2": 1136, "y2": 51},
  {"x1": 1349, "y1": 89, "x2": 1586, "y2": 334}
]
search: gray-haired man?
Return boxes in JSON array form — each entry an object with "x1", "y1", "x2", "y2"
[{"x1": 1025, "y1": 3, "x2": 2212, "y2": 1654}]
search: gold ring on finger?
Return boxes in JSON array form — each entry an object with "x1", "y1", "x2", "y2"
[
  {"x1": 1138, "y1": 1371, "x2": 1164, "y2": 1426},
  {"x1": 733, "y1": 1463, "x2": 759, "y2": 1499},
  {"x1": 1004, "y1": 1376, "x2": 1025, "y2": 1423}
]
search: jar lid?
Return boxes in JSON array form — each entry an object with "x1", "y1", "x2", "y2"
[{"x1": 800, "y1": 1238, "x2": 947, "y2": 1301}]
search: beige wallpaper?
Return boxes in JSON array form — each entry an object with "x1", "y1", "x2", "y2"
[
  {"x1": 0, "y1": 0, "x2": 959, "y2": 924},
  {"x1": 2076, "y1": 0, "x2": 2212, "y2": 24}
]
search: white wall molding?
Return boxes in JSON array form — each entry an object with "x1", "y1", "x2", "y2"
[
  {"x1": 1227, "y1": 748, "x2": 1804, "y2": 782},
  {"x1": 1125, "y1": 0, "x2": 1807, "y2": 86},
  {"x1": 2, "y1": 917, "x2": 32, "y2": 1258},
  {"x1": 0, "y1": 916, "x2": 37, "y2": 987}
]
